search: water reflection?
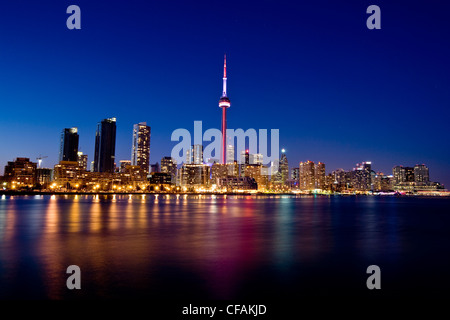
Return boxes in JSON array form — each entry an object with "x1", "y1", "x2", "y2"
[{"x1": 0, "y1": 195, "x2": 447, "y2": 299}]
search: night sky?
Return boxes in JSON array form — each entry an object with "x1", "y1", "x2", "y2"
[{"x1": 0, "y1": 0, "x2": 449, "y2": 186}]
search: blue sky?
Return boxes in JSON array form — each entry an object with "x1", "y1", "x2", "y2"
[{"x1": 0, "y1": 0, "x2": 449, "y2": 185}]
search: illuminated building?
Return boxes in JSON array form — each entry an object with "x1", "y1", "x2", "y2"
[
  {"x1": 90, "y1": 161, "x2": 95, "y2": 172},
  {"x1": 393, "y1": 165, "x2": 414, "y2": 185},
  {"x1": 250, "y1": 153, "x2": 263, "y2": 165},
  {"x1": 274, "y1": 150, "x2": 289, "y2": 185},
  {"x1": 160, "y1": 156, "x2": 177, "y2": 184},
  {"x1": 211, "y1": 163, "x2": 229, "y2": 185},
  {"x1": 404, "y1": 167, "x2": 415, "y2": 182},
  {"x1": 240, "y1": 150, "x2": 250, "y2": 165},
  {"x1": 119, "y1": 160, "x2": 131, "y2": 173},
  {"x1": 299, "y1": 161, "x2": 315, "y2": 190},
  {"x1": 392, "y1": 164, "x2": 443, "y2": 192},
  {"x1": 148, "y1": 172, "x2": 173, "y2": 186},
  {"x1": 219, "y1": 177, "x2": 257, "y2": 191},
  {"x1": 229, "y1": 161, "x2": 239, "y2": 177},
  {"x1": 59, "y1": 127, "x2": 79, "y2": 162},
  {"x1": 93, "y1": 117, "x2": 117, "y2": 173},
  {"x1": 131, "y1": 122, "x2": 151, "y2": 174},
  {"x1": 186, "y1": 145, "x2": 203, "y2": 164},
  {"x1": 53, "y1": 161, "x2": 84, "y2": 190},
  {"x1": 244, "y1": 164, "x2": 268, "y2": 191},
  {"x1": 331, "y1": 168, "x2": 350, "y2": 191},
  {"x1": 315, "y1": 162, "x2": 326, "y2": 190},
  {"x1": 239, "y1": 150, "x2": 250, "y2": 176},
  {"x1": 3, "y1": 157, "x2": 37, "y2": 188},
  {"x1": 36, "y1": 168, "x2": 53, "y2": 188},
  {"x1": 123, "y1": 165, "x2": 147, "y2": 189},
  {"x1": 414, "y1": 164, "x2": 429, "y2": 183},
  {"x1": 219, "y1": 55, "x2": 231, "y2": 164},
  {"x1": 180, "y1": 164, "x2": 210, "y2": 188},
  {"x1": 373, "y1": 172, "x2": 393, "y2": 191},
  {"x1": 352, "y1": 161, "x2": 372, "y2": 191},
  {"x1": 226, "y1": 144, "x2": 235, "y2": 164},
  {"x1": 77, "y1": 152, "x2": 88, "y2": 171}
]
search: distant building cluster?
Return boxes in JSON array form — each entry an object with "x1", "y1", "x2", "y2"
[{"x1": 0, "y1": 135, "x2": 446, "y2": 194}]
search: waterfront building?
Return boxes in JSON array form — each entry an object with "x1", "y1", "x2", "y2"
[
  {"x1": 59, "y1": 127, "x2": 79, "y2": 162},
  {"x1": 186, "y1": 144, "x2": 203, "y2": 164},
  {"x1": 77, "y1": 152, "x2": 88, "y2": 171},
  {"x1": 315, "y1": 162, "x2": 326, "y2": 190},
  {"x1": 131, "y1": 122, "x2": 151, "y2": 174},
  {"x1": 180, "y1": 164, "x2": 210, "y2": 188},
  {"x1": 36, "y1": 168, "x2": 53, "y2": 188},
  {"x1": 414, "y1": 164, "x2": 429, "y2": 183},
  {"x1": 219, "y1": 176, "x2": 257, "y2": 191},
  {"x1": 226, "y1": 144, "x2": 235, "y2": 164},
  {"x1": 3, "y1": 158, "x2": 37, "y2": 189},
  {"x1": 93, "y1": 117, "x2": 117, "y2": 173},
  {"x1": 352, "y1": 161, "x2": 372, "y2": 191},
  {"x1": 119, "y1": 160, "x2": 131, "y2": 173},
  {"x1": 299, "y1": 161, "x2": 315, "y2": 191},
  {"x1": 53, "y1": 161, "x2": 85, "y2": 190},
  {"x1": 160, "y1": 156, "x2": 177, "y2": 184}
]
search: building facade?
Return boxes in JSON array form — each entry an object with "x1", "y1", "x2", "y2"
[
  {"x1": 131, "y1": 122, "x2": 151, "y2": 175},
  {"x1": 93, "y1": 117, "x2": 117, "y2": 173},
  {"x1": 59, "y1": 127, "x2": 79, "y2": 162},
  {"x1": 3, "y1": 158, "x2": 37, "y2": 188},
  {"x1": 299, "y1": 161, "x2": 315, "y2": 191}
]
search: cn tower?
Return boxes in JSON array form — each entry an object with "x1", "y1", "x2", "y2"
[{"x1": 219, "y1": 54, "x2": 231, "y2": 164}]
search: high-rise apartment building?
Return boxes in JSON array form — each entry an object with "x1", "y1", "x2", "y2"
[
  {"x1": 352, "y1": 161, "x2": 372, "y2": 191},
  {"x1": 93, "y1": 118, "x2": 117, "y2": 173},
  {"x1": 414, "y1": 164, "x2": 429, "y2": 183},
  {"x1": 315, "y1": 162, "x2": 326, "y2": 190},
  {"x1": 131, "y1": 122, "x2": 151, "y2": 175},
  {"x1": 186, "y1": 145, "x2": 203, "y2": 164},
  {"x1": 59, "y1": 127, "x2": 79, "y2": 162},
  {"x1": 299, "y1": 161, "x2": 315, "y2": 190}
]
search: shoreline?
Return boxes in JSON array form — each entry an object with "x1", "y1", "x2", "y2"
[{"x1": 1, "y1": 190, "x2": 449, "y2": 197}]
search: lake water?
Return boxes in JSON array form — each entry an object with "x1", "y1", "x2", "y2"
[{"x1": 0, "y1": 194, "x2": 449, "y2": 299}]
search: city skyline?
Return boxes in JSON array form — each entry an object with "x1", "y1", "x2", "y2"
[{"x1": 0, "y1": 1, "x2": 449, "y2": 186}]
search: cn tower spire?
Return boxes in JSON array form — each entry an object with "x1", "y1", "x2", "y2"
[
  {"x1": 222, "y1": 54, "x2": 227, "y2": 97},
  {"x1": 219, "y1": 54, "x2": 231, "y2": 164}
]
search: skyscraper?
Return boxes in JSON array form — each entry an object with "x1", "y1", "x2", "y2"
[
  {"x1": 299, "y1": 161, "x2": 315, "y2": 190},
  {"x1": 93, "y1": 117, "x2": 117, "y2": 173},
  {"x1": 131, "y1": 122, "x2": 151, "y2": 174},
  {"x1": 226, "y1": 144, "x2": 235, "y2": 164},
  {"x1": 315, "y1": 162, "x2": 326, "y2": 190},
  {"x1": 352, "y1": 161, "x2": 372, "y2": 191},
  {"x1": 59, "y1": 127, "x2": 79, "y2": 162},
  {"x1": 274, "y1": 150, "x2": 289, "y2": 185},
  {"x1": 219, "y1": 55, "x2": 231, "y2": 164},
  {"x1": 393, "y1": 165, "x2": 415, "y2": 185},
  {"x1": 186, "y1": 145, "x2": 203, "y2": 164}
]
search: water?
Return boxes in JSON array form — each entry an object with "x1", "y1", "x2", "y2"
[{"x1": 0, "y1": 194, "x2": 449, "y2": 299}]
